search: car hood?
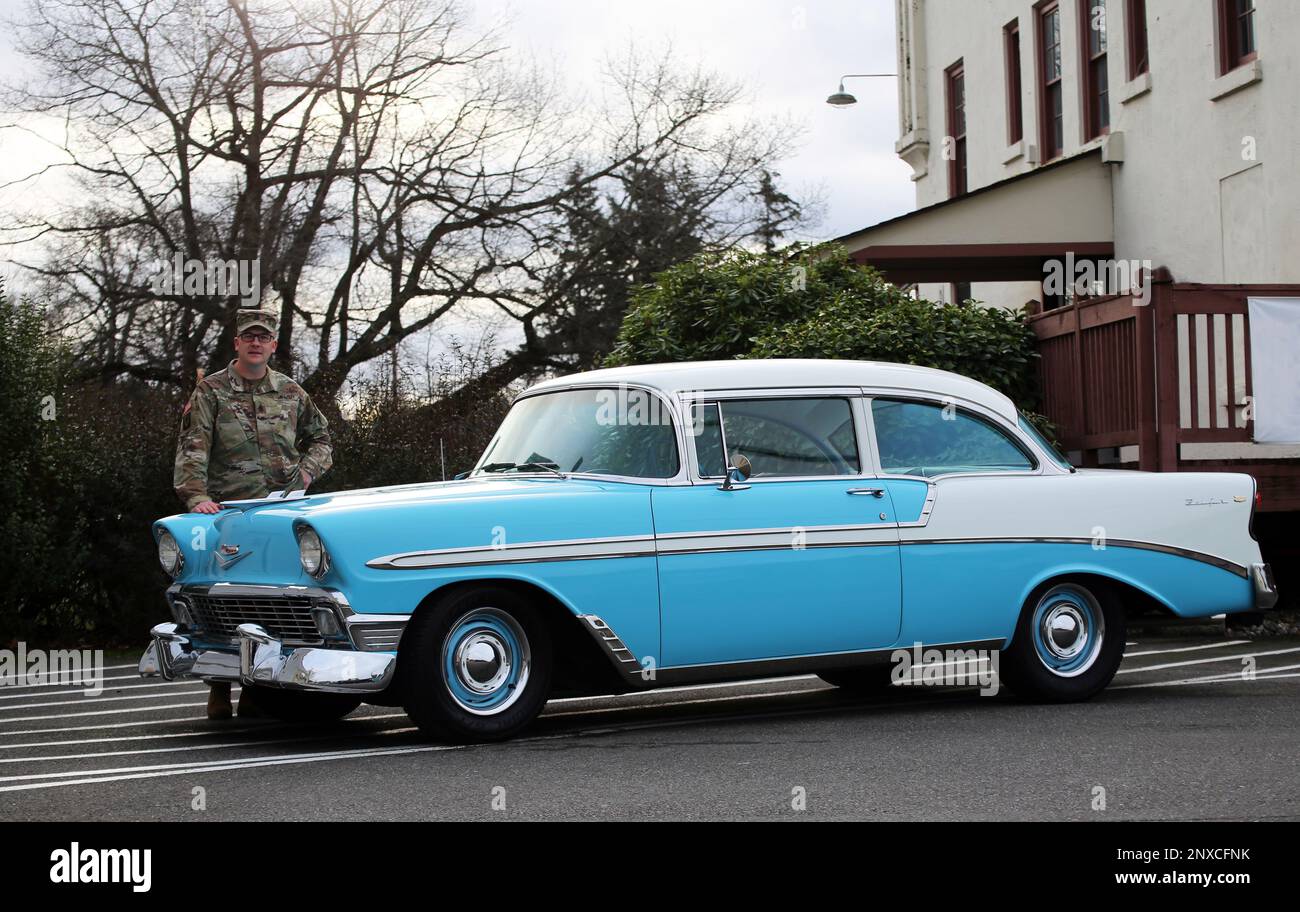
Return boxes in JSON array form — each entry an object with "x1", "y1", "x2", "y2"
[{"x1": 157, "y1": 476, "x2": 657, "y2": 590}]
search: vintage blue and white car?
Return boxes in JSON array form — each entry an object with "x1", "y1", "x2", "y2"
[{"x1": 141, "y1": 360, "x2": 1278, "y2": 740}]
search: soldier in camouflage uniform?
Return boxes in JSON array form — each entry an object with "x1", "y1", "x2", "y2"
[{"x1": 173, "y1": 308, "x2": 333, "y2": 719}]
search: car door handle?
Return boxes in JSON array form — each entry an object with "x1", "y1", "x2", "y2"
[{"x1": 847, "y1": 488, "x2": 886, "y2": 498}]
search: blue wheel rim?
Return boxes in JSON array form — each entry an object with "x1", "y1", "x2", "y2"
[
  {"x1": 440, "y1": 608, "x2": 531, "y2": 715},
  {"x1": 1031, "y1": 584, "x2": 1105, "y2": 678}
]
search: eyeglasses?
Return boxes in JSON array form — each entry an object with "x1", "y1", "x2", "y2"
[{"x1": 239, "y1": 332, "x2": 274, "y2": 343}]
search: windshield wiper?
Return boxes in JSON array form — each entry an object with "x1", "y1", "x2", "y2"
[{"x1": 478, "y1": 461, "x2": 565, "y2": 478}]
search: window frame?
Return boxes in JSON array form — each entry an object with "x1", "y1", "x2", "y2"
[
  {"x1": 1078, "y1": 0, "x2": 1110, "y2": 141},
  {"x1": 1036, "y1": 0, "x2": 1065, "y2": 162},
  {"x1": 1126, "y1": 0, "x2": 1149, "y2": 80},
  {"x1": 864, "y1": 394, "x2": 1044, "y2": 480},
  {"x1": 683, "y1": 390, "x2": 872, "y2": 483},
  {"x1": 1215, "y1": 0, "x2": 1257, "y2": 75},
  {"x1": 1004, "y1": 20, "x2": 1024, "y2": 145},
  {"x1": 945, "y1": 59, "x2": 968, "y2": 198}
]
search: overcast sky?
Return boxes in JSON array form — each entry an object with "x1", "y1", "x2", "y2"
[
  {"x1": 0, "y1": 0, "x2": 913, "y2": 240},
  {"x1": 460, "y1": 0, "x2": 915, "y2": 239}
]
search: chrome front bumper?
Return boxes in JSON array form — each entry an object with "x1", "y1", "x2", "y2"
[
  {"x1": 1253, "y1": 562, "x2": 1279, "y2": 611},
  {"x1": 139, "y1": 622, "x2": 396, "y2": 694}
]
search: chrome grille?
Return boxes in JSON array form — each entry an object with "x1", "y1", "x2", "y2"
[{"x1": 184, "y1": 593, "x2": 323, "y2": 645}]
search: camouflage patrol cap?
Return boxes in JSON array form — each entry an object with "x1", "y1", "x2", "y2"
[{"x1": 236, "y1": 308, "x2": 278, "y2": 335}]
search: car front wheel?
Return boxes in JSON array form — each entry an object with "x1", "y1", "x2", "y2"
[
  {"x1": 402, "y1": 586, "x2": 552, "y2": 742},
  {"x1": 999, "y1": 579, "x2": 1125, "y2": 702}
]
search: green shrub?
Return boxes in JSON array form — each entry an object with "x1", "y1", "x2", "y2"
[
  {"x1": 607, "y1": 243, "x2": 1041, "y2": 410},
  {"x1": 605, "y1": 243, "x2": 915, "y2": 366},
  {"x1": 749, "y1": 292, "x2": 1040, "y2": 408}
]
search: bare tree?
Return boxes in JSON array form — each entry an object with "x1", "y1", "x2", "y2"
[{"x1": 2, "y1": 0, "x2": 803, "y2": 397}]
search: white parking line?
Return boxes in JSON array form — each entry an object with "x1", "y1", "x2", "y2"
[
  {"x1": 0, "y1": 688, "x2": 211, "y2": 711},
  {"x1": 0, "y1": 726, "x2": 421, "y2": 765},
  {"x1": 1123, "y1": 640, "x2": 1251, "y2": 658},
  {"x1": 0, "y1": 680, "x2": 202, "y2": 701},
  {"x1": 0, "y1": 702, "x2": 211, "y2": 724},
  {"x1": 1117, "y1": 646, "x2": 1300, "y2": 675},
  {"x1": 0, "y1": 742, "x2": 474, "y2": 792},
  {"x1": 4, "y1": 664, "x2": 142, "y2": 685},
  {"x1": 0, "y1": 686, "x2": 988, "y2": 794},
  {"x1": 0, "y1": 712, "x2": 412, "y2": 750},
  {"x1": 1114, "y1": 664, "x2": 1300, "y2": 689},
  {"x1": 0, "y1": 672, "x2": 161, "y2": 691}
]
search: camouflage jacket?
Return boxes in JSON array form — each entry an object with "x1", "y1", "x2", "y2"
[{"x1": 174, "y1": 363, "x2": 333, "y2": 511}]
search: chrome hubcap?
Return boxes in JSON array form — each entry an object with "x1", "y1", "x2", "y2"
[
  {"x1": 455, "y1": 633, "x2": 510, "y2": 694},
  {"x1": 1031, "y1": 584, "x2": 1105, "y2": 677},
  {"x1": 440, "y1": 607, "x2": 531, "y2": 715},
  {"x1": 1041, "y1": 604, "x2": 1088, "y2": 660}
]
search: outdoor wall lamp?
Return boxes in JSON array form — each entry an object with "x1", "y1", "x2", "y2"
[{"x1": 826, "y1": 73, "x2": 897, "y2": 107}]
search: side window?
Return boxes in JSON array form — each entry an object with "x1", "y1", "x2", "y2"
[
  {"x1": 871, "y1": 399, "x2": 1034, "y2": 477},
  {"x1": 691, "y1": 398, "x2": 861, "y2": 478}
]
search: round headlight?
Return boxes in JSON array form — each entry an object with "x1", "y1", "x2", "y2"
[
  {"x1": 158, "y1": 530, "x2": 183, "y2": 577},
  {"x1": 298, "y1": 526, "x2": 328, "y2": 578}
]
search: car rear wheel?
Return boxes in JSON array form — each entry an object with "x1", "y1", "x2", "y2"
[
  {"x1": 402, "y1": 586, "x2": 552, "y2": 742},
  {"x1": 999, "y1": 579, "x2": 1125, "y2": 702},
  {"x1": 242, "y1": 687, "x2": 363, "y2": 722}
]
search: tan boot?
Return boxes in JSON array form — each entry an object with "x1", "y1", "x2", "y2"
[
  {"x1": 237, "y1": 686, "x2": 266, "y2": 718},
  {"x1": 207, "y1": 682, "x2": 233, "y2": 720}
]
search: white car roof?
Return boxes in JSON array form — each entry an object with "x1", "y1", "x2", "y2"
[{"x1": 524, "y1": 359, "x2": 1020, "y2": 423}]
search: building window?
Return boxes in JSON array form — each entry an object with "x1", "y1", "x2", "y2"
[
  {"x1": 1037, "y1": 1, "x2": 1064, "y2": 160},
  {"x1": 1217, "y1": 0, "x2": 1256, "y2": 74},
  {"x1": 1126, "y1": 0, "x2": 1149, "y2": 78},
  {"x1": 1080, "y1": 0, "x2": 1109, "y2": 140},
  {"x1": 953, "y1": 282, "x2": 972, "y2": 304},
  {"x1": 1005, "y1": 21, "x2": 1024, "y2": 144},
  {"x1": 945, "y1": 60, "x2": 967, "y2": 197}
]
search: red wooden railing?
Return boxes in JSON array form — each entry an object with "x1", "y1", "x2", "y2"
[{"x1": 1029, "y1": 280, "x2": 1300, "y2": 510}]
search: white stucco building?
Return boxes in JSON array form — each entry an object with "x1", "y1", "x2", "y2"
[
  {"x1": 836, "y1": 0, "x2": 1300, "y2": 516},
  {"x1": 841, "y1": 0, "x2": 1298, "y2": 311}
]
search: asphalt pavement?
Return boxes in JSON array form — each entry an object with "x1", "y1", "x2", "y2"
[{"x1": 2, "y1": 634, "x2": 1297, "y2": 821}]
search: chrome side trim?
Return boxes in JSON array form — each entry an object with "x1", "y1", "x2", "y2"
[
  {"x1": 657, "y1": 525, "x2": 897, "y2": 555},
  {"x1": 652, "y1": 638, "x2": 1006, "y2": 687},
  {"x1": 899, "y1": 536, "x2": 1250, "y2": 578},
  {"x1": 367, "y1": 534, "x2": 658, "y2": 570},
  {"x1": 367, "y1": 531, "x2": 1249, "y2": 577},
  {"x1": 574, "y1": 612, "x2": 1006, "y2": 688}
]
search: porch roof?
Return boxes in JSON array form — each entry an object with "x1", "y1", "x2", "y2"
[{"x1": 837, "y1": 149, "x2": 1114, "y2": 284}]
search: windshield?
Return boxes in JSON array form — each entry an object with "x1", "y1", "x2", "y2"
[
  {"x1": 1018, "y1": 415, "x2": 1074, "y2": 471},
  {"x1": 476, "y1": 388, "x2": 680, "y2": 479}
]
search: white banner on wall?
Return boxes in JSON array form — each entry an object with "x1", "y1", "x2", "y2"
[{"x1": 1247, "y1": 297, "x2": 1300, "y2": 444}]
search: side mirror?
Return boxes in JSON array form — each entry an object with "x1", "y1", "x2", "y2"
[
  {"x1": 730, "y1": 454, "x2": 752, "y2": 481},
  {"x1": 718, "y1": 453, "x2": 752, "y2": 491},
  {"x1": 453, "y1": 471, "x2": 470, "y2": 480}
]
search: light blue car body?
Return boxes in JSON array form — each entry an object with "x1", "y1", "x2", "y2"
[{"x1": 149, "y1": 359, "x2": 1271, "y2": 694}]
